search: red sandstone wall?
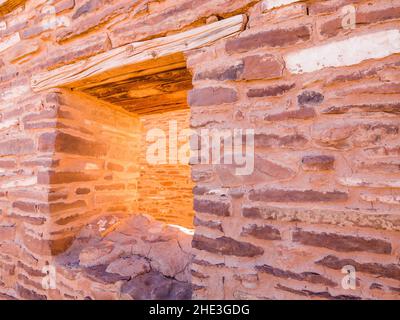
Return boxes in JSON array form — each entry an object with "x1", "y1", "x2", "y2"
[
  {"x1": 138, "y1": 109, "x2": 195, "y2": 229},
  {"x1": 187, "y1": 0, "x2": 400, "y2": 300},
  {"x1": 40, "y1": 90, "x2": 141, "y2": 252},
  {"x1": 0, "y1": 88, "x2": 140, "y2": 299},
  {"x1": 0, "y1": 0, "x2": 399, "y2": 300},
  {"x1": 0, "y1": 91, "x2": 54, "y2": 299}
]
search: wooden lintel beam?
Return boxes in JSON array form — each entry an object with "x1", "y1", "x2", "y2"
[
  {"x1": 0, "y1": 0, "x2": 26, "y2": 16},
  {"x1": 31, "y1": 14, "x2": 246, "y2": 92}
]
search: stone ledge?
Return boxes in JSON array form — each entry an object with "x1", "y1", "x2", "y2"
[{"x1": 54, "y1": 214, "x2": 193, "y2": 300}]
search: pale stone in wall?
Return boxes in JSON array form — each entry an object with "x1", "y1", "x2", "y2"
[
  {"x1": 285, "y1": 29, "x2": 400, "y2": 74},
  {"x1": 0, "y1": 32, "x2": 20, "y2": 53},
  {"x1": 1, "y1": 0, "x2": 400, "y2": 301},
  {"x1": 261, "y1": 0, "x2": 302, "y2": 12}
]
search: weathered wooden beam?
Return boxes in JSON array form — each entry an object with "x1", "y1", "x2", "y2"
[
  {"x1": 75, "y1": 52, "x2": 188, "y2": 91},
  {"x1": 0, "y1": 0, "x2": 26, "y2": 16},
  {"x1": 31, "y1": 14, "x2": 246, "y2": 92},
  {"x1": 81, "y1": 66, "x2": 193, "y2": 115}
]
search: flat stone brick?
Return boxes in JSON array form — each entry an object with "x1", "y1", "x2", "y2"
[{"x1": 285, "y1": 29, "x2": 400, "y2": 74}]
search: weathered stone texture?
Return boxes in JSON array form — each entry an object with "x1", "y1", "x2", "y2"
[
  {"x1": 54, "y1": 215, "x2": 193, "y2": 300},
  {"x1": 0, "y1": 0, "x2": 399, "y2": 301},
  {"x1": 138, "y1": 110, "x2": 194, "y2": 228},
  {"x1": 186, "y1": 0, "x2": 400, "y2": 301}
]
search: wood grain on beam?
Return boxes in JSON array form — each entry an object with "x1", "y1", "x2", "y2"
[
  {"x1": 0, "y1": 0, "x2": 26, "y2": 16},
  {"x1": 73, "y1": 52, "x2": 188, "y2": 91},
  {"x1": 31, "y1": 14, "x2": 246, "y2": 92},
  {"x1": 81, "y1": 63, "x2": 193, "y2": 115}
]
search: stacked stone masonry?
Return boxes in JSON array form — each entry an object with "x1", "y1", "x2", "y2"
[
  {"x1": 0, "y1": 0, "x2": 399, "y2": 300},
  {"x1": 139, "y1": 109, "x2": 195, "y2": 229}
]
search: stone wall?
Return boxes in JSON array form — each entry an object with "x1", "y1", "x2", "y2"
[
  {"x1": 0, "y1": 0, "x2": 399, "y2": 300},
  {"x1": 138, "y1": 109, "x2": 195, "y2": 229},
  {"x1": 39, "y1": 90, "x2": 141, "y2": 254},
  {"x1": 0, "y1": 87, "x2": 141, "y2": 298},
  {"x1": 187, "y1": 0, "x2": 400, "y2": 300},
  {"x1": 0, "y1": 90, "x2": 53, "y2": 299},
  {"x1": 53, "y1": 214, "x2": 193, "y2": 300}
]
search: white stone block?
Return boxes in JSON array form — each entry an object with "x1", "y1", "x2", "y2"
[
  {"x1": 339, "y1": 176, "x2": 400, "y2": 188},
  {"x1": 0, "y1": 119, "x2": 18, "y2": 130},
  {"x1": 285, "y1": 29, "x2": 400, "y2": 74},
  {"x1": 0, "y1": 20, "x2": 6, "y2": 31},
  {"x1": 0, "y1": 84, "x2": 30, "y2": 102},
  {"x1": 1, "y1": 176, "x2": 37, "y2": 189},
  {"x1": 0, "y1": 32, "x2": 20, "y2": 53},
  {"x1": 261, "y1": 0, "x2": 302, "y2": 11}
]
